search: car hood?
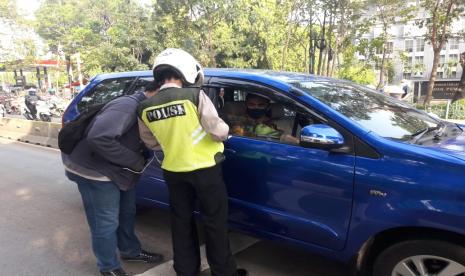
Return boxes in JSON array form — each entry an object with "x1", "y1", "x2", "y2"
[{"x1": 429, "y1": 128, "x2": 465, "y2": 161}]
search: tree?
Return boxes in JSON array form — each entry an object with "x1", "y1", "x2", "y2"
[
  {"x1": 35, "y1": 0, "x2": 155, "y2": 77},
  {"x1": 338, "y1": 45, "x2": 377, "y2": 85},
  {"x1": 421, "y1": 0, "x2": 465, "y2": 106},
  {"x1": 369, "y1": 0, "x2": 415, "y2": 89},
  {"x1": 0, "y1": 0, "x2": 17, "y2": 20}
]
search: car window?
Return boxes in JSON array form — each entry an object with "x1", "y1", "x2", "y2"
[
  {"x1": 214, "y1": 86, "x2": 315, "y2": 146},
  {"x1": 77, "y1": 77, "x2": 135, "y2": 111},
  {"x1": 130, "y1": 77, "x2": 155, "y2": 95},
  {"x1": 290, "y1": 81, "x2": 439, "y2": 141}
]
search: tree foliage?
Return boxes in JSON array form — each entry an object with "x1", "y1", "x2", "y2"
[
  {"x1": 419, "y1": 0, "x2": 465, "y2": 106},
  {"x1": 1, "y1": 0, "x2": 461, "y2": 89}
]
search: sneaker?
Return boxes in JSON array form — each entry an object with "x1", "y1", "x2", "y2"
[
  {"x1": 236, "y1": 268, "x2": 249, "y2": 276},
  {"x1": 121, "y1": 249, "x2": 164, "y2": 264},
  {"x1": 100, "y1": 268, "x2": 129, "y2": 276}
]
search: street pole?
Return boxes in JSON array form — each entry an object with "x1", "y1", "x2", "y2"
[
  {"x1": 1, "y1": 71, "x2": 5, "y2": 91},
  {"x1": 36, "y1": 67, "x2": 42, "y2": 90},
  {"x1": 75, "y1": 53, "x2": 83, "y2": 91}
]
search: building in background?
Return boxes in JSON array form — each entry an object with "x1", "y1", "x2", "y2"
[{"x1": 358, "y1": 1, "x2": 465, "y2": 86}]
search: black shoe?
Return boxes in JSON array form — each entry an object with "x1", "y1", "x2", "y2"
[
  {"x1": 121, "y1": 249, "x2": 164, "y2": 264},
  {"x1": 100, "y1": 268, "x2": 129, "y2": 276},
  {"x1": 236, "y1": 268, "x2": 249, "y2": 276}
]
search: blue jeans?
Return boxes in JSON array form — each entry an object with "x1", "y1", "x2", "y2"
[{"x1": 66, "y1": 171, "x2": 141, "y2": 272}]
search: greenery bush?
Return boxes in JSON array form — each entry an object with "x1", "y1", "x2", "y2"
[{"x1": 416, "y1": 99, "x2": 465, "y2": 120}]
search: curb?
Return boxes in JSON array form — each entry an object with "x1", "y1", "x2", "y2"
[{"x1": 0, "y1": 118, "x2": 60, "y2": 148}]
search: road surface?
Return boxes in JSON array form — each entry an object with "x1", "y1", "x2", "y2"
[{"x1": 0, "y1": 138, "x2": 347, "y2": 276}]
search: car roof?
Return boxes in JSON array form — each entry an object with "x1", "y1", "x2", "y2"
[{"x1": 93, "y1": 69, "x2": 339, "y2": 92}]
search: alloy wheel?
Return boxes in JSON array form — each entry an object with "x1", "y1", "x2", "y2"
[{"x1": 392, "y1": 255, "x2": 465, "y2": 276}]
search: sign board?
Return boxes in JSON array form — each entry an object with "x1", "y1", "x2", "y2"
[
  {"x1": 414, "y1": 80, "x2": 462, "y2": 100},
  {"x1": 14, "y1": 76, "x2": 26, "y2": 86}
]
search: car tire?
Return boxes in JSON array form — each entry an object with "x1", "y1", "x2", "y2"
[{"x1": 373, "y1": 240, "x2": 465, "y2": 276}]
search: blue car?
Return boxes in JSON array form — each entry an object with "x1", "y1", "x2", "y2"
[{"x1": 64, "y1": 69, "x2": 465, "y2": 276}]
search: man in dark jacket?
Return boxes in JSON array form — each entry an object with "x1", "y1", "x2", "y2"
[
  {"x1": 62, "y1": 85, "x2": 162, "y2": 276},
  {"x1": 25, "y1": 88, "x2": 39, "y2": 119}
]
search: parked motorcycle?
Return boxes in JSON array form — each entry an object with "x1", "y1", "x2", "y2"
[
  {"x1": 36, "y1": 100, "x2": 52, "y2": 122},
  {"x1": 48, "y1": 101, "x2": 65, "y2": 118},
  {"x1": 21, "y1": 100, "x2": 52, "y2": 122}
]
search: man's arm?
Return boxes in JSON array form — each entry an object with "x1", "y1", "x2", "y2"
[
  {"x1": 87, "y1": 108, "x2": 145, "y2": 170},
  {"x1": 138, "y1": 118, "x2": 161, "y2": 150},
  {"x1": 197, "y1": 90, "x2": 229, "y2": 141}
]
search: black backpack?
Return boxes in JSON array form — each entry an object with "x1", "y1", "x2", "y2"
[{"x1": 58, "y1": 103, "x2": 106, "y2": 154}]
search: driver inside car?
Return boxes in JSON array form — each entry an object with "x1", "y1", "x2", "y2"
[{"x1": 230, "y1": 93, "x2": 299, "y2": 144}]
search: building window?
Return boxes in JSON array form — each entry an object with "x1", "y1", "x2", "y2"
[
  {"x1": 403, "y1": 72, "x2": 412, "y2": 79},
  {"x1": 386, "y1": 42, "x2": 394, "y2": 54},
  {"x1": 440, "y1": 55, "x2": 446, "y2": 67},
  {"x1": 415, "y1": 56, "x2": 424, "y2": 66},
  {"x1": 405, "y1": 40, "x2": 414, "y2": 52},
  {"x1": 449, "y1": 54, "x2": 459, "y2": 63},
  {"x1": 416, "y1": 38, "x2": 425, "y2": 52},
  {"x1": 408, "y1": 56, "x2": 413, "y2": 65},
  {"x1": 450, "y1": 38, "x2": 459, "y2": 50},
  {"x1": 437, "y1": 72, "x2": 444, "y2": 79},
  {"x1": 442, "y1": 42, "x2": 447, "y2": 50}
]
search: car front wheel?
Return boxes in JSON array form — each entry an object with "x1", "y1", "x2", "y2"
[{"x1": 373, "y1": 240, "x2": 465, "y2": 276}]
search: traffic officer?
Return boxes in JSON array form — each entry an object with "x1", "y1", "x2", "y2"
[{"x1": 137, "y1": 48, "x2": 247, "y2": 276}]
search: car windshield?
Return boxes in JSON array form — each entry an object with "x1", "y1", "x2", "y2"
[{"x1": 290, "y1": 80, "x2": 439, "y2": 141}]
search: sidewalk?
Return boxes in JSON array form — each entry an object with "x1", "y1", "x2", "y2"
[{"x1": 446, "y1": 119, "x2": 465, "y2": 124}]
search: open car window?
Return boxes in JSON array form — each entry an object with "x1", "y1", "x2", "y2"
[{"x1": 209, "y1": 86, "x2": 315, "y2": 146}]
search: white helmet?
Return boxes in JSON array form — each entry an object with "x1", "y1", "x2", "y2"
[{"x1": 152, "y1": 48, "x2": 204, "y2": 86}]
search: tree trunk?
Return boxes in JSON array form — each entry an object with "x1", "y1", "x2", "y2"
[
  {"x1": 326, "y1": 9, "x2": 334, "y2": 77},
  {"x1": 281, "y1": 28, "x2": 293, "y2": 70},
  {"x1": 424, "y1": 49, "x2": 441, "y2": 107},
  {"x1": 317, "y1": 10, "x2": 327, "y2": 75},
  {"x1": 321, "y1": 49, "x2": 327, "y2": 76},
  {"x1": 376, "y1": 47, "x2": 387, "y2": 90}
]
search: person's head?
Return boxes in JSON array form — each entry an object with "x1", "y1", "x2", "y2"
[
  {"x1": 27, "y1": 88, "x2": 36, "y2": 96},
  {"x1": 152, "y1": 48, "x2": 204, "y2": 88},
  {"x1": 144, "y1": 81, "x2": 159, "y2": 98},
  {"x1": 245, "y1": 93, "x2": 271, "y2": 119}
]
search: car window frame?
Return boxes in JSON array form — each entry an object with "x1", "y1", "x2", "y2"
[
  {"x1": 208, "y1": 77, "x2": 355, "y2": 154},
  {"x1": 126, "y1": 76, "x2": 155, "y2": 95},
  {"x1": 77, "y1": 77, "x2": 136, "y2": 112}
]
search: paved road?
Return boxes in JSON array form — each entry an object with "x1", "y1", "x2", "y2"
[{"x1": 0, "y1": 138, "x2": 347, "y2": 276}]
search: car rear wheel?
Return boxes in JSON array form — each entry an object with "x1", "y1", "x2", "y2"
[{"x1": 373, "y1": 240, "x2": 465, "y2": 276}]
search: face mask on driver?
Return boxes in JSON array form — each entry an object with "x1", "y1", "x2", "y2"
[{"x1": 247, "y1": 108, "x2": 267, "y2": 119}]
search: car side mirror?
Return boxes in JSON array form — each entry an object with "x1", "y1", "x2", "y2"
[{"x1": 300, "y1": 124, "x2": 345, "y2": 150}]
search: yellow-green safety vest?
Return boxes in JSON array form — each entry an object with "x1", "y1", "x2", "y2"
[{"x1": 138, "y1": 87, "x2": 224, "y2": 172}]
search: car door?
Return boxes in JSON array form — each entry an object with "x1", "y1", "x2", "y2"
[{"x1": 209, "y1": 77, "x2": 355, "y2": 250}]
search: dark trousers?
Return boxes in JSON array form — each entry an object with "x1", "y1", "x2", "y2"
[
  {"x1": 66, "y1": 171, "x2": 142, "y2": 272},
  {"x1": 163, "y1": 164, "x2": 237, "y2": 276}
]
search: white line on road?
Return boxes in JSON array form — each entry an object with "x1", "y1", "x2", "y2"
[{"x1": 136, "y1": 232, "x2": 259, "y2": 276}]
